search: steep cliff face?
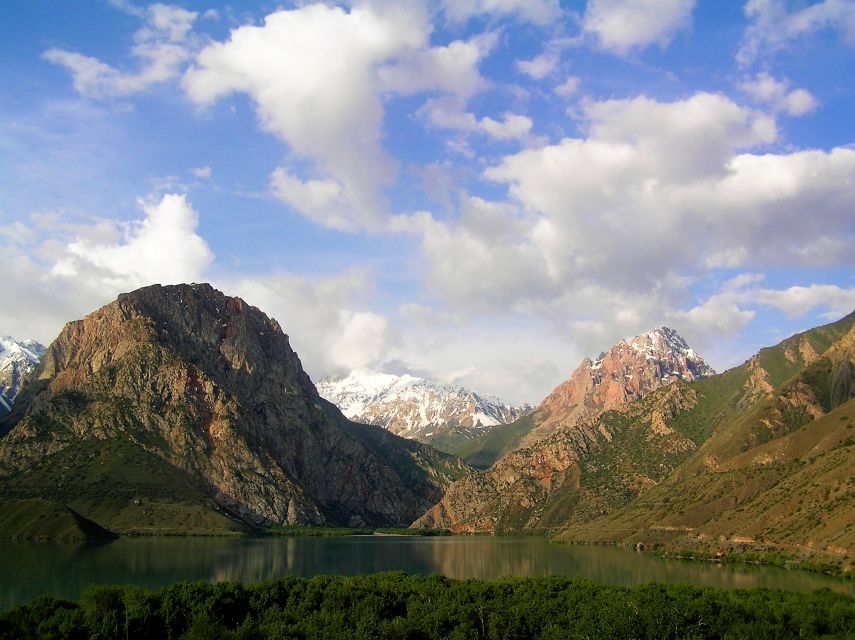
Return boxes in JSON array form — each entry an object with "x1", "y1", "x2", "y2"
[
  {"x1": 418, "y1": 311, "x2": 855, "y2": 567},
  {"x1": 317, "y1": 368, "x2": 531, "y2": 454},
  {"x1": 414, "y1": 382, "x2": 700, "y2": 532},
  {"x1": 0, "y1": 284, "x2": 467, "y2": 533}
]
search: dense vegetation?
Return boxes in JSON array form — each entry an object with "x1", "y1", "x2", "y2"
[{"x1": 2, "y1": 574, "x2": 853, "y2": 640}]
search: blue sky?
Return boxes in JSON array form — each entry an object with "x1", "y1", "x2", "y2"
[{"x1": 1, "y1": 0, "x2": 854, "y2": 404}]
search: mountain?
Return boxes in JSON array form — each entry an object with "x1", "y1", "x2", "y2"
[
  {"x1": 456, "y1": 326, "x2": 714, "y2": 468},
  {"x1": 0, "y1": 283, "x2": 469, "y2": 537},
  {"x1": 557, "y1": 312, "x2": 855, "y2": 565},
  {"x1": 417, "y1": 313, "x2": 855, "y2": 567},
  {"x1": 317, "y1": 368, "x2": 531, "y2": 455},
  {"x1": 0, "y1": 337, "x2": 46, "y2": 416},
  {"x1": 415, "y1": 326, "x2": 714, "y2": 531}
]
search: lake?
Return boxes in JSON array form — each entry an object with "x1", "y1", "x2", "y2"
[{"x1": 0, "y1": 536, "x2": 851, "y2": 610}]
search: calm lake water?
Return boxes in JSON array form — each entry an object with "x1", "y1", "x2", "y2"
[{"x1": 1, "y1": 536, "x2": 851, "y2": 610}]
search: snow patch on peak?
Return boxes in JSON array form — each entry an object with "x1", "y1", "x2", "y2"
[
  {"x1": 317, "y1": 368, "x2": 532, "y2": 444},
  {"x1": 0, "y1": 336, "x2": 47, "y2": 414}
]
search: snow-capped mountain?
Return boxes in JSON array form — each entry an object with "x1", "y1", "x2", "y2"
[
  {"x1": 317, "y1": 369, "x2": 532, "y2": 447},
  {"x1": 0, "y1": 336, "x2": 46, "y2": 415}
]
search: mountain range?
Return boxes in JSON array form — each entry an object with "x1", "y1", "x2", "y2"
[
  {"x1": 416, "y1": 312, "x2": 855, "y2": 568},
  {"x1": 317, "y1": 368, "x2": 531, "y2": 455},
  {"x1": 1, "y1": 282, "x2": 852, "y2": 570},
  {"x1": 0, "y1": 337, "x2": 46, "y2": 416}
]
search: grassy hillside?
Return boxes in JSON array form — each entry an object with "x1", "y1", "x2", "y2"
[
  {"x1": 455, "y1": 412, "x2": 539, "y2": 469},
  {"x1": 0, "y1": 437, "x2": 248, "y2": 536},
  {"x1": 556, "y1": 312, "x2": 855, "y2": 568},
  {"x1": 0, "y1": 498, "x2": 117, "y2": 541}
]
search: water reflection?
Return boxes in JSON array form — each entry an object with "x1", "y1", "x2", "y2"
[{"x1": 0, "y1": 536, "x2": 851, "y2": 610}]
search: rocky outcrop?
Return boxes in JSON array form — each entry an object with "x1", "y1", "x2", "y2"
[{"x1": 0, "y1": 284, "x2": 467, "y2": 530}]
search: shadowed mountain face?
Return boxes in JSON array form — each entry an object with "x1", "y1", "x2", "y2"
[{"x1": 0, "y1": 284, "x2": 467, "y2": 534}]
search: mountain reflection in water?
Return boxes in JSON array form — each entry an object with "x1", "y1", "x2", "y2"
[{"x1": 1, "y1": 536, "x2": 851, "y2": 610}]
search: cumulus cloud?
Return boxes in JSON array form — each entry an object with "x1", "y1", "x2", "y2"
[
  {"x1": 0, "y1": 194, "x2": 213, "y2": 345},
  {"x1": 554, "y1": 76, "x2": 580, "y2": 96},
  {"x1": 183, "y1": 3, "x2": 499, "y2": 232},
  {"x1": 738, "y1": 0, "x2": 855, "y2": 65},
  {"x1": 516, "y1": 52, "x2": 559, "y2": 80},
  {"x1": 440, "y1": 0, "x2": 561, "y2": 26},
  {"x1": 418, "y1": 96, "x2": 533, "y2": 140},
  {"x1": 583, "y1": 0, "x2": 696, "y2": 54},
  {"x1": 676, "y1": 282, "x2": 855, "y2": 343},
  {"x1": 740, "y1": 72, "x2": 818, "y2": 116},
  {"x1": 396, "y1": 91, "x2": 854, "y2": 365},
  {"x1": 184, "y1": 3, "x2": 430, "y2": 231},
  {"x1": 378, "y1": 33, "x2": 497, "y2": 99},
  {"x1": 44, "y1": 3, "x2": 197, "y2": 98},
  {"x1": 49, "y1": 193, "x2": 213, "y2": 289},
  {"x1": 222, "y1": 270, "x2": 393, "y2": 381}
]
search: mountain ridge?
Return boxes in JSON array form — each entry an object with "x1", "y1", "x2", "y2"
[{"x1": 317, "y1": 368, "x2": 531, "y2": 455}]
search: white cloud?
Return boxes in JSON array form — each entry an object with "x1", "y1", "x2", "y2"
[
  {"x1": 418, "y1": 96, "x2": 533, "y2": 140},
  {"x1": 740, "y1": 72, "x2": 818, "y2": 116},
  {"x1": 44, "y1": 3, "x2": 197, "y2": 98},
  {"x1": 749, "y1": 285, "x2": 855, "y2": 319},
  {"x1": 221, "y1": 270, "x2": 393, "y2": 381},
  {"x1": 396, "y1": 91, "x2": 854, "y2": 369},
  {"x1": 270, "y1": 169, "x2": 354, "y2": 232},
  {"x1": 440, "y1": 0, "x2": 561, "y2": 26},
  {"x1": 50, "y1": 193, "x2": 213, "y2": 289},
  {"x1": 676, "y1": 282, "x2": 855, "y2": 345},
  {"x1": 185, "y1": 4, "x2": 430, "y2": 231},
  {"x1": 0, "y1": 221, "x2": 36, "y2": 245},
  {"x1": 0, "y1": 193, "x2": 213, "y2": 345},
  {"x1": 191, "y1": 166, "x2": 212, "y2": 179},
  {"x1": 583, "y1": 0, "x2": 696, "y2": 54},
  {"x1": 378, "y1": 33, "x2": 496, "y2": 99},
  {"x1": 184, "y1": 3, "x2": 498, "y2": 232},
  {"x1": 516, "y1": 52, "x2": 559, "y2": 80},
  {"x1": 738, "y1": 0, "x2": 855, "y2": 65},
  {"x1": 554, "y1": 76, "x2": 580, "y2": 96}
]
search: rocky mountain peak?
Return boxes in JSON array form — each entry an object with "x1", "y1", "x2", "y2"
[{"x1": 521, "y1": 327, "x2": 713, "y2": 448}]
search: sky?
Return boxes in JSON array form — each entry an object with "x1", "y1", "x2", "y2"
[{"x1": 1, "y1": 0, "x2": 854, "y2": 405}]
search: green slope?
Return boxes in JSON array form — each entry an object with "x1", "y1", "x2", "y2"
[
  {"x1": 555, "y1": 312, "x2": 855, "y2": 566},
  {"x1": 0, "y1": 498, "x2": 117, "y2": 541},
  {"x1": 0, "y1": 437, "x2": 249, "y2": 536}
]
